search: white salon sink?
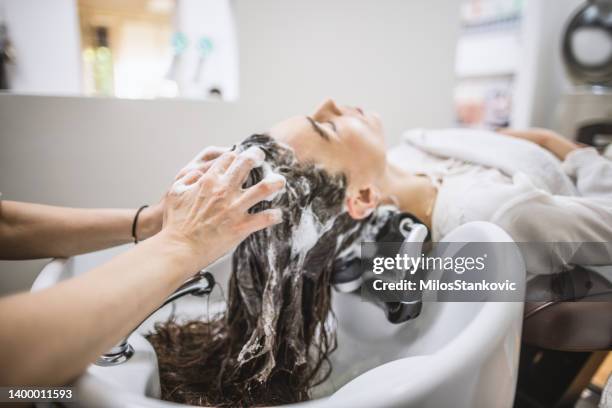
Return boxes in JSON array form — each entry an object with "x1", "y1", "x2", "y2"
[{"x1": 33, "y1": 222, "x2": 525, "y2": 408}]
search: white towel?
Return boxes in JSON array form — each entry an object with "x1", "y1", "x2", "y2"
[{"x1": 402, "y1": 129, "x2": 578, "y2": 196}]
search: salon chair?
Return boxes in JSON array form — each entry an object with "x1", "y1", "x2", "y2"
[
  {"x1": 514, "y1": 265, "x2": 612, "y2": 408},
  {"x1": 518, "y1": 0, "x2": 612, "y2": 400}
]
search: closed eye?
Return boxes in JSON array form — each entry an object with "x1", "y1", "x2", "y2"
[{"x1": 306, "y1": 116, "x2": 335, "y2": 141}]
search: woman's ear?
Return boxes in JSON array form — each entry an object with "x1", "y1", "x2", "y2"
[{"x1": 346, "y1": 186, "x2": 380, "y2": 220}]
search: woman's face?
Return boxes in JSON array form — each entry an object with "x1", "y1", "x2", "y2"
[{"x1": 269, "y1": 99, "x2": 387, "y2": 190}]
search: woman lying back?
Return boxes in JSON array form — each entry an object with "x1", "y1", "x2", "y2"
[{"x1": 148, "y1": 99, "x2": 612, "y2": 406}]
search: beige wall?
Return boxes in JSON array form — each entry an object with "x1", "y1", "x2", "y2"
[
  {"x1": 0, "y1": 0, "x2": 461, "y2": 294},
  {"x1": 0, "y1": 0, "x2": 82, "y2": 94}
]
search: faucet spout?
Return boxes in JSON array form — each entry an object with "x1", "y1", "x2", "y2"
[
  {"x1": 95, "y1": 271, "x2": 215, "y2": 366},
  {"x1": 162, "y1": 271, "x2": 216, "y2": 307}
]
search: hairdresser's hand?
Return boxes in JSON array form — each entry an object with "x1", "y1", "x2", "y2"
[
  {"x1": 497, "y1": 128, "x2": 579, "y2": 160},
  {"x1": 134, "y1": 146, "x2": 231, "y2": 241},
  {"x1": 161, "y1": 148, "x2": 284, "y2": 273}
]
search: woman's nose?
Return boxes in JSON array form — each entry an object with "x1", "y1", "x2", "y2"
[{"x1": 313, "y1": 98, "x2": 342, "y2": 120}]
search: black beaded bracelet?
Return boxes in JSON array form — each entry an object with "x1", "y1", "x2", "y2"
[{"x1": 132, "y1": 205, "x2": 149, "y2": 244}]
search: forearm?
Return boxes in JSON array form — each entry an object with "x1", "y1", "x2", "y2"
[
  {"x1": 0, "y1": 233, "x2": 196, "y2": 386},
  {"x1": 0, "y1": 201, "x2": 161, "y2": 259},
  {"x1": 497, "y1": 128, "x2": 580, "y2": 161},
  {"x1": 540, "y1": 131, "x2": 579, "y2": 161}
]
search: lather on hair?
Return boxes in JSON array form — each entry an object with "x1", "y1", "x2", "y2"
[{"x1": 147, "y1": 134, "x2": 398, "y2": 407}]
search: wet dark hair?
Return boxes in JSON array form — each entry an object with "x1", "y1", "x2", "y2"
[{"x1": 147, "y1": 134, "x2": 395, "y2": 406}]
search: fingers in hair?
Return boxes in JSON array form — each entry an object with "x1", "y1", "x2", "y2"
[
  {"x1": 226, "y1": 147, "x2": 265, "y2": 185},
  {"x1": 241, "y1": 208, "x2": 283, "y2": 234},
  {"x1": 238, "y1": 175, "x2": 286, "y2": 210}
]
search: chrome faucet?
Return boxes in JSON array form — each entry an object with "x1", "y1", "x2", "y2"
[{"x1": 95, "y1": 271, "x2": 215, "y2": 366}]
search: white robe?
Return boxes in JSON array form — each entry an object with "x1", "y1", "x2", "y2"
[{"x1": 388, "y1": 129, "x2": 612, "y2": 275}]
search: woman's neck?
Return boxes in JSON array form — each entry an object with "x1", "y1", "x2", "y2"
[{"x1": 378, "y1": 162, "x2": 437, "y2": 228}]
